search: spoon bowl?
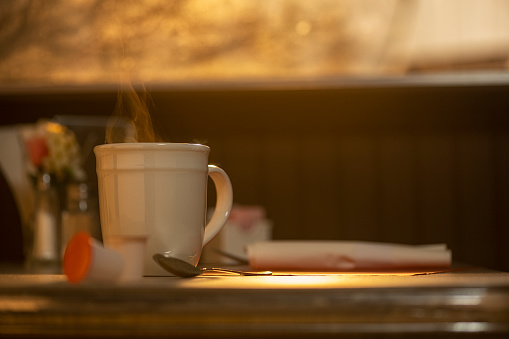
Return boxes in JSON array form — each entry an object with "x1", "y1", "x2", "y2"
[{"x1": 152, "y1": 254, "x2": 272, "y2": 278}]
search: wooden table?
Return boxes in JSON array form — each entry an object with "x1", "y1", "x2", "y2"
[{"x1": 1, "y1": 266, "x2": 508, "y2": 338}]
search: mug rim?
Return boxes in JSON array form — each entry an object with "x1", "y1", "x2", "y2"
[{"x1": 94, "y1": 142, "x2": 210, "y2": 153}]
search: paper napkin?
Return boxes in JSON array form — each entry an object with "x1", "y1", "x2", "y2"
[{"x1": 246, "y1": 241, "x2": 452, "y2": 271}]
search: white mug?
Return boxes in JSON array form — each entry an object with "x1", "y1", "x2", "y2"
[{"x1": 94, "y1": 143, "x2": 233, "y2": 276}]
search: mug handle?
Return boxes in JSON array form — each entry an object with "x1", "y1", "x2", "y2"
[{"x1": 202, "y1": 165, "x2": 233, "y2": 246}]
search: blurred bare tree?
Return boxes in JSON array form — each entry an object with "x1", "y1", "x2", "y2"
[{"x1": 0, "y1": 0, "x2": 391, "y2": 85}]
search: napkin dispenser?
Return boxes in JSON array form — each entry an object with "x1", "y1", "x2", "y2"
[{"x1": 202, "y1": 205, "x2": 272, "y2": 264}]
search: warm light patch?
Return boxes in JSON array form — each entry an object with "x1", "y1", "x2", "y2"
[
  {"x1": 295, "y1": 20, "x2": 312, "y2": 36},
  {"x1": 262, "y1": 275, "x2": 341, "y2": 288}
]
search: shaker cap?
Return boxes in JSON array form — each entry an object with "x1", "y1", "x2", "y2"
[{"x1": 63, "y1": 232, "x2": 124, "y2": 283}]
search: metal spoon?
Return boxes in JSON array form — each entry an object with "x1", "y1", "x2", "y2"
[{"x1": 152, "y1": 254, "x2": 272, "y2": 278}]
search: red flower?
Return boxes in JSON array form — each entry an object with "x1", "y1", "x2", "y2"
[{"x1": 25, "y1": 137, "x2": 49, "y2": 168}]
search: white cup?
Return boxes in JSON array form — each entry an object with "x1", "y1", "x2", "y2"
[{"x1": 94, "y1": 143, "x2": 233, "y2": 276}]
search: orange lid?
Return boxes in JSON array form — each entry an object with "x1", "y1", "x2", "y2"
[{"x1": 63, "y1": 232, "x2": 92, "y2": 284}]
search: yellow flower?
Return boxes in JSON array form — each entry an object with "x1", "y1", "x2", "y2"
[{"x1": 25, "y1": 120, "x2": 86, "y2": 182}]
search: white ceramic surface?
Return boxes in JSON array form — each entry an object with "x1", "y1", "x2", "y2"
[
  {"x1": 107, "y1": 235, "x2": 147, "y2": 281},
  {"x1": 94, "y1": 143, "x2": 233, "y2": 276},
  {"x1": 86, "y1": 237, "x2": 124, "y2": 282}
]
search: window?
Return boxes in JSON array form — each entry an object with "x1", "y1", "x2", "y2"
[{"x1": 1, "y1": 0, "x2": 508, "y2": 87}]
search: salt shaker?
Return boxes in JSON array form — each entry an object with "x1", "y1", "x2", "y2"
[
  {"x1": 29, "y1": 172, "x2": 61, "y2": 271},
  {"x1": 61, "y1": 182, "x2": 101, "y2": 255}
]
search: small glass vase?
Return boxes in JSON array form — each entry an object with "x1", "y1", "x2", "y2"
[
  {"x1": 27, "y1": 172, "x2": 62, "y2": 272},
  {"x1": 61, "y1": 181, "x2": 101, "y2": 255}
]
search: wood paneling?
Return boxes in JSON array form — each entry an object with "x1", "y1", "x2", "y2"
[
  {"x1": 337, "y1": 136, "x2": 379, "y2": 241},
  {"x1": 299, "y1": 135, "x2": 342, "y2": 240},
  {"x1": 377, "y1": 135, "x2": 419, "y2": 244},
  {"x1": 495, "y1": 135, "x2": 509, "y2": 270},
  {"x1": 416, "y1": 135, "x2": 456, "y2": 246},
  {"x1": 1, "y1": 83, "x2": 508, "y2": 270},
  {"x1": 456, "y1": 134, "x2": 497, "y2": 267}
]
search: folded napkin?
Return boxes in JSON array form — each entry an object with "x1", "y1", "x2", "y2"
[{"x1": 246, "y1": 241, "x2": 452, "y2": 271}]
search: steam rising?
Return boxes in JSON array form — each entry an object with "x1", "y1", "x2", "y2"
[{"x1": 105, "y1": 82, "x2": 161, "y2": 143}]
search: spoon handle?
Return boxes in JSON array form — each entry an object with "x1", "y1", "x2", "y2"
[{"x1": 202, "y1": 268, "x2": 272, "y2": 276}]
